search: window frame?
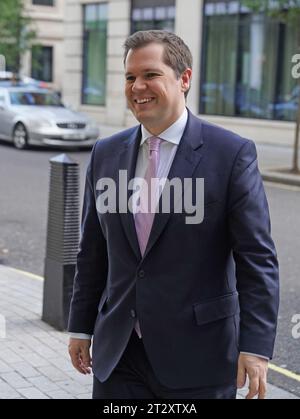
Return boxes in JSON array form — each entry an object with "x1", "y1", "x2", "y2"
[
  {"x1": 32, "y1": 0, "x2": 54, "y2": 6},
  {"x1": 81, "y1": 2, "x2": 108, "y2": 107},
  {"x1": 130, "y1": 0, "x2": 175, "y2": 34},
  {"x1": 199, "y1": 0, "x2": 298, "y2": 122},
  {"x1": 31, "y1": 45, "x2": 53, "y2": 83}
]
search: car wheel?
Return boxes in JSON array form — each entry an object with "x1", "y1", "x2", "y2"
[{"x1": 13, "y1": 123, "x2": 28, "y2": 150}]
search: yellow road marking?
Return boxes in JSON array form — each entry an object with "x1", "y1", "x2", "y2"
[
  {"x1": 269, "y1": 363, "x2": 300, "y2": 382},
  {"x1": 8, "y1": 266, "x2": 43, "y2": 281}
]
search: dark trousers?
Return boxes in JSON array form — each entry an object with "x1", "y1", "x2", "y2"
[{"x1": 92, "y1": 331, "x2": 237, "y2": 399}]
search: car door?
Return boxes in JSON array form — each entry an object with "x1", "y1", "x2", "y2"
[{"x1": 0, "y1": 90, "x2": 13, "y2": 140}]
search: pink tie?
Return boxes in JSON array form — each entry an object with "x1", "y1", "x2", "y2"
[
  {"x1": 134, "y1": 136, "x2": 162, "y2": 256},
  {"x1": 134, "y1": 136, "x2": 162, "y2": 338}
]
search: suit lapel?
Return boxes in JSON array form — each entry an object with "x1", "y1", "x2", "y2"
[
  {"x1": 118, "y1": 126, "x2": 142, "y2": 260},
  {"x1": 143, "y1": 111, "x2": 205, "y2": 258}
]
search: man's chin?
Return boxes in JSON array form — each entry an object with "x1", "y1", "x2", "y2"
[{"x1": 133, "y1": 111, "x2": 156, "y2": 125}]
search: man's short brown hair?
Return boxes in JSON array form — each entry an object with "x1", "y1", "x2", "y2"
[{"x1": 123, "y1": 30, "x2": 193, "y2": 98}]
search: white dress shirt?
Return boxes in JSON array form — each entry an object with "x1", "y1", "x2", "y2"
[{"x1": 133, "y1": 107, "x2": 188, "y2": 198}]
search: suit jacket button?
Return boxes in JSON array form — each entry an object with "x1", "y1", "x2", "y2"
[
  {"x1": 138, "y1": 270, "x2": 145, "y2": 278},
  {"x1": 130, "y1": 309, "x2": 136, "y2": 318}
]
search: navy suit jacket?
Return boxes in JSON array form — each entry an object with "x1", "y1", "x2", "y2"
[{"x1": 68, "y1": 110, "x2": 279, "y2": 389}]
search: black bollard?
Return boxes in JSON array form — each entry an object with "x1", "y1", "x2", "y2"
[{"x1": 42, "y1": 154, "x2": 80, "y2": 330}]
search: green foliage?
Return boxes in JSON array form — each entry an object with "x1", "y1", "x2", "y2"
[
  {"x1": 242, "y1": 0, "x2": 300, "y2": 27},
  {"x1": 0, "y1": 0, "x2": 37, "y2": 74}
]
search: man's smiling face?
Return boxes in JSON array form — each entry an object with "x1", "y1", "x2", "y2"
[{"x1": 125, "y1": 42, "x2": 191, "y2": 135}]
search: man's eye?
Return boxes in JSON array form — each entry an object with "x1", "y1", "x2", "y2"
[
  {"x1": 145, "y1": 73, "x2": 158, "y2": 79},
  {"x1": 126, "y1": 76, "x2": 135, "y2": 82}
]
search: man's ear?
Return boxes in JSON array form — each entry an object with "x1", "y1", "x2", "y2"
[{"x1": 181, "y1": 68, "x2": 192, "y2": 93}]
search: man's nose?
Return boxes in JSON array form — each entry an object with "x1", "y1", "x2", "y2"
[{"x1": 132, "y1": 78, "x2": 147, "y2": 92}]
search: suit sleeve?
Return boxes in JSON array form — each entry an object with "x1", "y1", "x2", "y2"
[
  {"x1": 68, "y1": 144, "x2": 108, "y2": 334},
  {"x1": 228, "y1": 140, "x2": 279, "y2": 359}
]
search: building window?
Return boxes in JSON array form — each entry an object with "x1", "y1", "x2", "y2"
[
  {"x1": 31, "y1": 46, "x2": 53, "y2": 82},
  {"x1": 82, "y1": 3, "x2": 108, "y2": 106},
  {"x1": 131, "y1": 0, "x2": 175, "y2": 33},
  {"x1": 32, "y1": 0, "x2": 54, "y2": 5},
  {"x1": 200, "y1": 0, "x2": 298, "y2": 122}
]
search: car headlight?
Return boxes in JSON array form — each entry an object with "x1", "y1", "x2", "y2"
[{"x1": 87, "y1": 119, "x2": 99, "y2": 130}]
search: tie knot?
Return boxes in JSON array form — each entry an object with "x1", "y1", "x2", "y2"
[{"x1": 147, "y1": 136, "x2": 161, "y2": 152}]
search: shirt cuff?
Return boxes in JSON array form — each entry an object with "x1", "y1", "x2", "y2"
[
  {"x1": 240, "y1": 351, "x2": 269, "y2": 360},
  {"x1": 69, "y1": 332, "x2": 92, "y2": 340}
]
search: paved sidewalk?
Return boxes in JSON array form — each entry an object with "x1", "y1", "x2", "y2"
[
  {"x1": 0, "y1": 265, "x2": 298, "y2": 399},
  {"x1": 0, "y1": 265, "x2": 92, "y2": 399}
]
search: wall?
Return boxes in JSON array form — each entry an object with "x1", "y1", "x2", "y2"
[
  {"x1": 63, "y1": 0, "x2": 295, "y2": 145},
  {"x1": 23, "y1": 0, "x2": 64, "y2": 91}
]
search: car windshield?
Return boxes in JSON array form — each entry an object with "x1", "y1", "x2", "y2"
[{"x1": 9, "y1": 91, "x2": 62, "y2": 106}]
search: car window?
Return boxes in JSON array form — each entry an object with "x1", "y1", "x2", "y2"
[{"x1": 9, "y1": 91, "x2": 63, "y2": 106}]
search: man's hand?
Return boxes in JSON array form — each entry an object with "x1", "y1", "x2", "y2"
[
  {"x1": 68, "y1": 338, "x2": 92, "y2": 375},
  {"x1": 237, "y1": 354, "x2": 268, "y2": 399}
]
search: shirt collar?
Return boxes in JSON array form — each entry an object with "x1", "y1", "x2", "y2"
[{"x1": 140, "y1": 107, "x2": 188, "y2": 146}]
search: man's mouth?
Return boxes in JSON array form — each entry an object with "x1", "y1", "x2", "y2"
[{"x1": 134, "y1": 98, "x2": 155, "y2": 105}]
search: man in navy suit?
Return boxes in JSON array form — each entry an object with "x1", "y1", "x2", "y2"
[{"x1": 68, "y1": 30, "x2": 279, "y2": 399}]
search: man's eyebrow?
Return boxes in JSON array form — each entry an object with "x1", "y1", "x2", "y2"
[
  {"x1": 143, "y1": 68, "x2": 162, "y2": 72},
  {"x1": 125, "y1": 69, "x2": 163, "y2": 76}
]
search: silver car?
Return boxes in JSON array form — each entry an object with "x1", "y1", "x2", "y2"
[{"x1": 0, "y1": 86, "x2": 100, "y2": 149}]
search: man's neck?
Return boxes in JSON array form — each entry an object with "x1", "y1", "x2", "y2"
[{"x1": 143, "y1": 107, "x2": 187, "y2": 136}]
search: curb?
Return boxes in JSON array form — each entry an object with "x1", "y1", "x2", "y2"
[{"x1": 261, "y1": 169, "x2": 300, "y2": 187}]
